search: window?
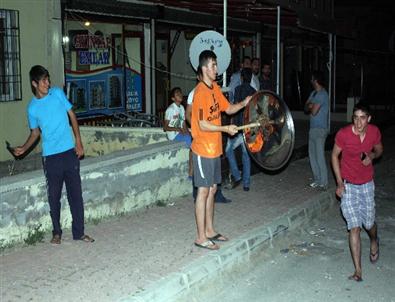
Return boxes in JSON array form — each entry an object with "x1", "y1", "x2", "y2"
[{"x1": 0, "y1": 9, "x2": 22, "y2": 102}]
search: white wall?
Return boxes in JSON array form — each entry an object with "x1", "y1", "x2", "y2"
[
  {"x1": 169, "y1": 31, "x2": 196, "y2": 96},
  {"x1": 0, "y1": 0, "x2": 63, "y2": 161}
]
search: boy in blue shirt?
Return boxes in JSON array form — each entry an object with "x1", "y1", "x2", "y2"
[{"x1": 13, "y1": 65, "x2": 94, "y2": 244}]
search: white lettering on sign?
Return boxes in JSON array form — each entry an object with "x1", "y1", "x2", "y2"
[
  {"x1": 79, "y1": 51, "x2": 110, "y2": 65},
  {"x1": 73, "y1": 35, "x2": 111, "y2": 49}
]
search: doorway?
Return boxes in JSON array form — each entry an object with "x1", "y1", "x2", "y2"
[
  {"x1": 124, "y1": 32, "x2": 144, "y2": 112},
  {"x1": 155, "y1": 34, "x2": 170, "y2": 118}
]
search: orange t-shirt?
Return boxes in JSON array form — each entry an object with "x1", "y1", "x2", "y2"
[{"x1": 191, "y1": 81, "x2": 230, "y2": 158}]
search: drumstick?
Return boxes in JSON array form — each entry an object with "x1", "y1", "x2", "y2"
[
  {"x1": 235, "y1": 122, "x2": 261, "y2": 130},
  {"x1": 235, "y1": 119, "x2": 279, "y2": 131}
]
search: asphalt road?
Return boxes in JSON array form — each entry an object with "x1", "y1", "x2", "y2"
[{"x1": 183, "y1": 157, "x2": 395, "y2": 302}]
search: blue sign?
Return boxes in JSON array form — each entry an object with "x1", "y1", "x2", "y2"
[
  {"x1": 66, "y1": 67, "x2": 143, "y2": 116},
  {"x1": 79, "y1": 51, "x2": 110, "y2": 65},
  {"x1": 125, "y1": 69, "x2": 142, "y2": 111}
]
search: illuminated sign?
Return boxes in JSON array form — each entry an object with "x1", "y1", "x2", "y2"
[
  {"x1": 72, "y1": 34, "x2": 111, "y2": 49},
  {"x1": 79, "y1": 51, "x2": 110, "y2": 65}
]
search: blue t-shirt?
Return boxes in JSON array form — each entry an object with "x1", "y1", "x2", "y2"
[
  {"x1": 27, "y1": 87, "x2": 74, "y2": 156},
  {"x1": 308, "y1": 89, "x2": 329, "y2": 129}
]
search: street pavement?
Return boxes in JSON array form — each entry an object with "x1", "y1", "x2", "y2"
[
  {"x1": 178, "y1": 134, "x2": 395, "y2": 302},
  {"x1": 0, "y1": 120, "x2": 393, "y2": 302}
]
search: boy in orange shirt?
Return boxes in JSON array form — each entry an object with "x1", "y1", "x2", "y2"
[{"x1": 191, "y1": 50, "x2": 251, "y2": 250}]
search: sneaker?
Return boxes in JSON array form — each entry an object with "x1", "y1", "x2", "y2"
[
  {"x1": 215, "y1": 189, "x2": 232, "y2": 203},
  {"x1": 215, "y1": 196, "x2": 232, "y2": 203},
  {"x1": 230, "y1": 179, "x2": 242, "y2": 189},
  {"x1": 76, "y1": 234, "x2": 95, "y2": 243},
  {"x1": 309, "y1": 182, "x2": 320, "y2": 188},
  {"x1": 224, "y1": 178, "x2": 241, "y2": 190},
  {"x1": 243, "y1": 186, "x2": 250, "y2": 192}
]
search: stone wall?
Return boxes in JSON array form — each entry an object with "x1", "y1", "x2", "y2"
[
  {"x1": 0, "y1": 141, "x2": 190, "y2": 248},
  {"x1": 80, "y1": 126, "x2": 167, "y2": 157},
  {"x1": 0, "y1": 126, "x2": 167, "y2": 177}
]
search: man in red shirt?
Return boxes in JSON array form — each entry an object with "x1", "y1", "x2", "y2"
[
  {"x1": 191, "y1": 50, "x2": 251, "y2": 250},
  {"x1": 331, "y1": 103, "x2": 383, "y2": 282}
]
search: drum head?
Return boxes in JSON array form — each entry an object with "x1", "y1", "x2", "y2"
[{"x1": 242, "y1": 90, "x2": 295, "y2": 171}]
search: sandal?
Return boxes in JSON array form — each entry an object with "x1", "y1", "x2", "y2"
[
  {"x1": 348, "y1": 274, "x2": 363, "y2": 282},
  {"x1": 50, "y1": 234, "x2": 61, "y2": 244},
  {"x1": 194, "y1": 240, "x2": 219, "y2": 250},
  {"x1": 208, "y1": 233, "x2": 229, "y2": 242},
  {"x1": 370, "y1": 237, "x2": 380, "y2": 264},
  {"x1": 348, "y1": 273, "x2": 363, "y2": 282},
  {"x1": 78, "y1": 234, "x2": 95, "y2": 243}
]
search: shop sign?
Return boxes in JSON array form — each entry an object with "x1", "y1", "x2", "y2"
[
  {"x1": 79, "y1": 51, "x2": 110, "y2": 65},
  {"x1": 72, "y1": 34, "x2": 111, "y2": 49},
  {"x1": 126, "y1": 69, "x2": 142, "y2": 111}
]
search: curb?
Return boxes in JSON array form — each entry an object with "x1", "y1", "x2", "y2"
[{"x1": 119, "y1": 190, "x2": 336, "y2": 302}]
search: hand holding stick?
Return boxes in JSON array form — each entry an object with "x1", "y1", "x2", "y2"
[{"x1": 235, "y1": 122, "x2": 261, "y2": 130}]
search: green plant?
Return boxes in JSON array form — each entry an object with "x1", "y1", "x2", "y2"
[
  {"x1": 24, "y1": 224, "x2": 45, "y2": 245},
  {"x1": 0, "y1": 240, "x2": 14, "y2": 252},
  {"x1": 156, "y1": 200, "x2": 167, "y2": 207},
  {"x1": 90, "y1": 217, "x2": 101, "y2": 225}
]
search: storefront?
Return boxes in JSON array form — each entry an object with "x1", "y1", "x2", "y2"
[
  {"x1": 62, "y1": 1, "x2": 336, "y2": 118},
  {"x1": 62, "y1": 1, "x2": 264, "y2": 118},
  {"x1": 63, "y1": 19, "x2": 144, "y2": 117}
]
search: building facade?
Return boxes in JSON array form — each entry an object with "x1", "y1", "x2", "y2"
[
  {"x1": 0, "y1": 0, "x2": 336, "y2": 162},
  {"x1": 0, "y1": 0, "x2": 64, "y2": 161}
]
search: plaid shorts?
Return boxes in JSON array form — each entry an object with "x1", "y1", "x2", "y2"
[{"x1": 340, "y1": 180, "x2": 375, "y2": 230}]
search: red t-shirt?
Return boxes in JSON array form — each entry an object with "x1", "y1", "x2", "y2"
[{"x1": 335, "y1": 124, "x2": 381, "y2": 184}]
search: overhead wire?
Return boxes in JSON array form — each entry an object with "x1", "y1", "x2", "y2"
[{"x1": 65, "y1": 11, "x2": 196, "y2": 81}]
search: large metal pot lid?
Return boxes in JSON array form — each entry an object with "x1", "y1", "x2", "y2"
[{"x1": 242, "y1": 90, "x2": 295, "y2": 171}]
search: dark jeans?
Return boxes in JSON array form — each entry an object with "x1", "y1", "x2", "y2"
[
  {"x1": 42, "y1": 148, "x2": 85, "y2": 239},
  {"x1": 225, "y1": 134, "x2": 251, "y2": 188}
]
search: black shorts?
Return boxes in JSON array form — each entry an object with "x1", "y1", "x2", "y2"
[{"x1": 192, "y1": 152, "x2": 221, "y2": 187}]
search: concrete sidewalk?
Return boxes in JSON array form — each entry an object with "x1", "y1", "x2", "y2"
[
  {"x1": 1, "y1": 153, "x2": 337, "y2": 302},
  {"x1": 1, "y1": 120, "x2": 393, "y2": 302}
]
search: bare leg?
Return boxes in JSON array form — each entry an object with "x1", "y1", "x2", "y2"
[
  {"x1": 349, "y1": 227, "x2": 362, "y2": 280},
  {"x1": 188, "y1": 150, "x2": 193, "y2": 177},
  {"x1": 195, "y1": 187, "x2": 209, "y2": 244},
  {"x1": 367, "y1": 222, "x2": 379, "y2": 261},
  {"x1": 205, "y1": 184, "x2": 217, "y2": 237}
]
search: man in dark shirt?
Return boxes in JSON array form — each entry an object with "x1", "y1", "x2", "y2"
[
  {"x1": 260, "y1": 61, "x2": 273, "y2": 91},
  {"x1": 225, "y1": 68, "x2": 256, "y2": 191}
]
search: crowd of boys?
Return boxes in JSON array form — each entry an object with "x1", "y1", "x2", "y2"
[{"x1": 12, "y1": 51, "x2": 383, "y2": 282}]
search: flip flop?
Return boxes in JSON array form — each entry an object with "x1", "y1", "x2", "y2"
[
  {"x1": 50, "y1": 234, "x2": 61, "y2": 244},
  {"x1": 370, "y1": 237, "x2": 380, "y2": 264},
  {"x1": 194, "y1": 240, "x2": 219, "y2": 250},
  {"x1": 348, "y1": 274, "x2": 363, "y2": 282},
  {"x1": 78, "y1": 234, "x2": 95, "y2": 243},
  {"x1": 208, "y1": 233, "x2": 229, "y2": 242}
]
